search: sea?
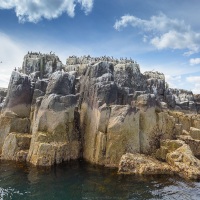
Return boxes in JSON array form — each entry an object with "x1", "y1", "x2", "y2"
[{"x1": 0, "y1": 160, "x2": 199, "y2": 200}]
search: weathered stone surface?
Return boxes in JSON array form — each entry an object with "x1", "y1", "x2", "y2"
[
  {"x1": 143, "y1": 71, "x2": 165, "y2": 96},
  {"x1": 194, "y1": 94, "x2": 200, "y2": 113},
  {"x1": 191, "y1": 115, "x2": 200, "y2": 129},
  {"x1": 0, "y1": 88, "x2": 7, "y2": 108},
  {"x1": 166, "y1": 144, "x2": 200, "y2": 179},
  {"x1": 22, "y1": 52, "x2": 63, "y2": 78},
  {"x1": 118, "y1": 153, "x2": 174, "y2": 175},
  {"x1": 177, "y1": 135, "x2": 200, "y2": 157},
  {"x1": 0, "y1": 87, "x2": 7, "y2": 98},
  {"x1": 34, "y1": 79, "x2": 48, "y2": 93},
  {"x1": 114, "y1": 63, "x2": 144, "y2": 92},
  {"x1": 27, "y1": 94, "x2": 80, "y2": 166},
  {"x1": 190, "y1": 127, "x2": 200, "y2": 139},
  {"x1": 28, "y1": 141, "x2": 80, "y2": 166},
  {"x1": 156, "y1": 139, "x2": 200, "y2": 179},
  {"x1": 136, "y1": 94, "x2": 157, "y2": 108},
  {"x1": 168, "y1": 111, "x2": 192, "y2": 131},
  {"x1": 0, "y1": 116, "x2": 30, "y2": 153},
  {"x1": 80, "y1": 103, "x2": 141, "y2": 167},
  {"x1": 156, "y1": 140, "x2": 185, "y2": 160},
  {"x1": 27, "y1": 70, "x2": 80, "y2": 166},
  {"x1": 2, "y1": 71, "x2": 33, "y2": 117},
  {"x1": 105, "y1": 105, "x2": 140, "y2": 166},
  {"x1": 79, "y1": 61, "x2": 117, "y2": 108},
  {"x1": 1, "y1": 133, "x2": 31, "y2": 161},
  {"x1": 165, "y1": 89, "x2": 196, "y2": 111},
  {"x1": 46, "y1": 71, "x2": 75, "y2": 95}
]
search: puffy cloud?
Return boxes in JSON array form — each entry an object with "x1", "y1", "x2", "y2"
[
  {"x1": 114, "y1": 14, "x2": 187, "y2": 32},
  {"x1": 78, "y1": 0, "x2": 93, "y2": 14},
  {"x1": 0, "y1": 0, "x2": 94, "y2": 23},
  {"x1": 189, "y1": 58, "x2": 200, "y2": 65},
  {"x1": 114, "y1": 13, "x2": 200, "y2": 55}
]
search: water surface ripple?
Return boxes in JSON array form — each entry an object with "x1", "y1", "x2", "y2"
[{"x1": 0, "y1": 160, "x2": 200, "y2": 200}]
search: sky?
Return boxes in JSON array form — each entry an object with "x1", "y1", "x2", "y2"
[{"x1": 0, "y1": 0, "x2": 200, "y2": 93}]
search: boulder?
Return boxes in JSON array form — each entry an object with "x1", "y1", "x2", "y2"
[
  {"x1": 177, "y1": 135, "x2": 200, "y2": 157},
  {"x1": 1, "y1": 133, "x2": 31, "y2": 162},
  {"x1": 118, "y1": 153, "x2": 174, "y2": 175},
  {"x1": 0, "y1": 116, "x2": 30, "y2": 153},
  {"x1": 156, "y1": 139, "x2": 200, "y2": 179},
  {"x1": 190, "y1": 127, "x2": 200, "y2": 139},
  {"x1": 28, "y1": 141, "x2": 80, "y2": 166}
]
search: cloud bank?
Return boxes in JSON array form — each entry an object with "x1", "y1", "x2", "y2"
[
  {"x1": 0, "y1": 0, "x2": 94, "y2": 22},
  {"x1": 114, "y1": 13, "x2": 200, "y2": 55}
]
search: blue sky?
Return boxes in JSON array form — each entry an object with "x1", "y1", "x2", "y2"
[{"x1": 0, "y1": 0, "x2": 200, "y2": 93}]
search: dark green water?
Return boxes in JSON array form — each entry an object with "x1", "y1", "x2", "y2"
[{"x1": 0, "y1": 160, "x2": 199, "y2": 200}]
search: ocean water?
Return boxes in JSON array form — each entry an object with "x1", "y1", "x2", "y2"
[{"x1": 0, "y1": 160, "x2": 199, "y2": 200}]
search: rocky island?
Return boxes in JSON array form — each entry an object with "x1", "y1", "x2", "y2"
[{"x1": 0, "y1": 52, "x2": 200, "y2": 180}]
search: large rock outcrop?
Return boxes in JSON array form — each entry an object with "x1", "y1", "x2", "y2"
[
  {"x1": 27, "y1": 71, "x2": 80, "y2": 166},
  {"x1": 0, "y1": 52, "x2": 200, "y2": 180}
]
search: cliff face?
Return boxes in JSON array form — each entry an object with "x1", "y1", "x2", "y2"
[{"x1": 0, "y1": 53, "x2": 200, "y2": 179}]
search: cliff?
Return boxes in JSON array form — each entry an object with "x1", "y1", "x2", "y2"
[{"x1": 0, "y1": 52, "x2": 200, "y2": 179}]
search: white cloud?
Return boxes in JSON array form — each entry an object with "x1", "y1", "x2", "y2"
[
  {"x1": 165, "y1": 75, "x2": 182, "y2": 88},
  {"x1": 186, "y1": 76, "x2": 200, "y2": 83},
  {"x1": 165, "y1": 75, "x2": 181, "y2": 82},
  {"x1": 114, "y1": 13, "x2": 200, "y2": 55},
  {"x1": 0, "y1": 0, "x2": 94, "y2": 23},
  {"x1": 78, "y1": 0, "x2": 93, "y2": 14},
  {"x1": 186, "y1": 76, "x2": 200, "y2": 94},
  {"x1": 192, "y1": 83, "x2": 200, "y2": 94},
  {"x1": 189, "y1": 58, "x2": 200, "y2": 65},
  {"x1": 0, "y1": 32, "x2": 25, "y2": 87},
  {"x1": 114, "y1": 13, "x2": 187, "y2": 32}
]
